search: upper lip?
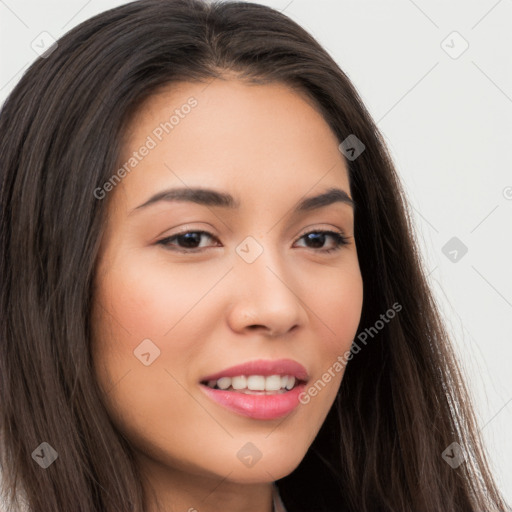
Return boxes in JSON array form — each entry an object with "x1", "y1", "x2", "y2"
[{"x1": 200, "y1": 358, "x2": 309, "y2": 383}]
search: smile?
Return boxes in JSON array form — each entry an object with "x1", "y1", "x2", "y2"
[{"x1": 199, "y1": 359, "x2": 309, "y2": 420}]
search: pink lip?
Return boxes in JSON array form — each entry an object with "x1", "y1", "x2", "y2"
[
  {"x1": 199, "y1": 358, "x2": 309, "y2": 420},
  {"x1": 200, "y1": 358, "x2": 309, "y2": 382},
  {"x1": 200, "y1": 383, "x2": 307, "y2": 420}
]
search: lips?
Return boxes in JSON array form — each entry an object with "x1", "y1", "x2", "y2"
[
  {"x1": 199, "y1": 359, "x2": 309, "y2": 420},
  {"x1": 200, "y1": 358, "x2": 309, "y2": 382}
]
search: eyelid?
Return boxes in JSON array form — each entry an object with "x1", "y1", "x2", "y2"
[{"x1": 296, "y1": 224, "x2": 343, "y2": 237}]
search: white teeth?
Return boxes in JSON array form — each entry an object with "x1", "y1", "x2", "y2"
[
  {"x1": 216, "y1": 377, "x2": 231, "y2": 390},
  {"x1": 265, "y1": 375, "x2": 282, "y2": 391},
  {"x1": 247, "y1": 375, "x2": 266, "y2": 391},
  {"x1": 205, "y1": 374, "x2": 298, "y2": 392},
  {"x1": 231, "y1": 376, "x2": 247, "y2": 390},
  {"x1": 285, "y1": 376, "x2": 295, "y2": 390}
]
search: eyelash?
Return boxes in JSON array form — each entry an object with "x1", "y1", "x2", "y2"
[{"x1": 156, "y1": 229, "x2": 350, "y2": 254}]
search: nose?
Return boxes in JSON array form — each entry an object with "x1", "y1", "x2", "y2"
[{"x1": 226, "y1": 247, "x2": 308, "y2": 338}]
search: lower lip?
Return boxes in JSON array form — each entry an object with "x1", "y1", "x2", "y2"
[{"x1": 200, "y1": 383, "x2": 306, "y2": 420}]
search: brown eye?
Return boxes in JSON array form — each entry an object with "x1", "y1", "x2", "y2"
[
  {"x1": 294, "y1": 230, "x2": 349, "y2": 253},
  {"x1": 156, "y1": 229, "x2": 349, "y2": 254},
  {"x1": 157, "y1": 230, "x2": 219, "y2": 251}
]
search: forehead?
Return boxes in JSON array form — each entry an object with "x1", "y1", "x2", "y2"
[{"x1": 115, "y1": 78, "x2": 350, "y2": 209}]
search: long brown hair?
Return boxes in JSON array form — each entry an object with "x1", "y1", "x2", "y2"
[{"x1": 0, "y1": 0, "x2": 508, "y2": 510}]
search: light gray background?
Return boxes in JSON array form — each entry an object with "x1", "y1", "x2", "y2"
[{"x1": 1, "y1": 0, "x2": 511, "y2": 504}]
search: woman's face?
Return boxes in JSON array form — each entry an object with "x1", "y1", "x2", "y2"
[{"x1": 91, "y1": 78, "x2": 363, "y2": 491}]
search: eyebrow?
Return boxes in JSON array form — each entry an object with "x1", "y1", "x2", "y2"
[{"x1": 130, "y1": 186, "x2": 355, "y2": 215}]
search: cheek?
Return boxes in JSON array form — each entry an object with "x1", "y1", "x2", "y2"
[
  {"x1": 303, "y1": 261, "x2": 363, "y2": 398},
  {"x1": 90, "y1": 258, "x2": 209, "y2": 452},
  {"x1": 90, "y1": 251, "x2": 230, "y2": 403},
  {"x1": 313, "y1": 261, "x2": 363, "y2": 351},
  {"x1": 289, "y1": 270, "x2": 361, "y2": 422},
  {"x1": 95, "y1": 250, "x2": 226, "y2": 341}
]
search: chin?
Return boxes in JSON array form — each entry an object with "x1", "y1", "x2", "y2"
[{"x1": 219, "y1": 453, "x2": 305, "y2": 484}]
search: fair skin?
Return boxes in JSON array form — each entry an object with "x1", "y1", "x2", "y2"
[{"x1": 91, "y1": 77, "x2": 363, "y2": 512}]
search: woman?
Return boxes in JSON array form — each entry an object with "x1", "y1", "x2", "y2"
[{"x1": 0, "y1": 0, "x2": 508, "y2": 511}]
